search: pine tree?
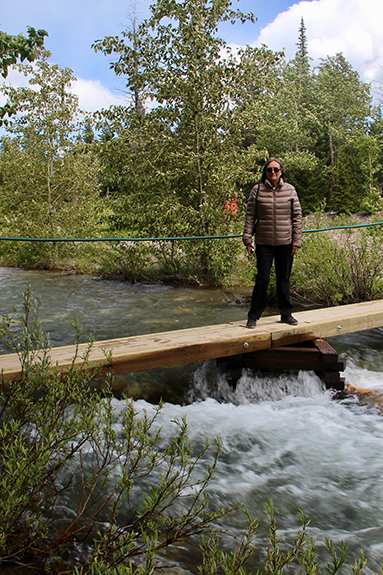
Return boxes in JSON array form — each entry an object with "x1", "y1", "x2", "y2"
[
  {"x1": 296, "y1": 17, "x2": 310, "y2": 75},
  {"x1": 83, "y1": 120, "x2": 95, "y2": 144}
]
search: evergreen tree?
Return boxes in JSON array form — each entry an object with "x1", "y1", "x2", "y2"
[
  {"x1": 296, "y1": 17, "x2": 310, "y2": 75},
  {"x1": 83, "y1": 119, "x2": 95, "y2": 145}
]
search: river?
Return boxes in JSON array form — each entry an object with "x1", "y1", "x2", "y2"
[{"x1": 1, "y1": 266, "x2": 383, "y2": 571}]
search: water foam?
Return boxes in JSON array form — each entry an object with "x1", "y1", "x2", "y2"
[
  {"x1": 187, "y1": 359, "x2": 326, "y2": 404},
  {"x1": 130, "y1": 365, "x2": 383, "y2": 570}
]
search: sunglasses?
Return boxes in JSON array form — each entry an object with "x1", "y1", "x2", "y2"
[{"x1": 266, "y1": 167, "x2": 281, "y2": 173}]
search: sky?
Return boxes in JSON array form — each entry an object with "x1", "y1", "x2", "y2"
[{"x1": 1, "y1": 0, "x2": 383, "y2": 112}]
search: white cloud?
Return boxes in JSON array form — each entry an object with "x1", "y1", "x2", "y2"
[
  {"x1": 255, "y1": 0, "x2": 383, "y2": 86},
  {"x1": 0, "y1": 67, "x2": 33, "y2": 107},
  {"x1": 0, "y1": 66, "x2": 30, "y2": 101},
  {"x1": 70, "y1": 78, "x2": 127, "y2": 113},
  {"x1": 0, "y1": 68, "x2": 127, "y2": 113}
]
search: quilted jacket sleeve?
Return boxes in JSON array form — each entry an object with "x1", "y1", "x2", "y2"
[
  {"x1": 242, "y1": 185, "x2": 258, "y2": 246},
  {"x1": 291, "y1": 188, "x2": 302, "y2": 248}
]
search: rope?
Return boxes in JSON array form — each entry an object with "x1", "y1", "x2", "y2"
[
  {"x1": 0, "y1": 221, "x2": 382, "y2": 243},
  {"x1": 0, "y1": 234, "x2": 241, "y2": 242},
  {"x1": 302, "y1": 221, "x2": 383, "y2": 234}
]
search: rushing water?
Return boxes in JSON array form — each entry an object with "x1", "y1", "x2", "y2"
[{"x1": 2, "y1": 267, "x2": 383, "y2": 570}]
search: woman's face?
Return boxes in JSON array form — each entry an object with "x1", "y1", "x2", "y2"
[{"x1": 266, "y1": 161, "x2": 282, "y2": 187}]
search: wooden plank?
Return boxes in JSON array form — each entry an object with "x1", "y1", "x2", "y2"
[
  {"x1": 270, "y1": 300, "x2": 383, "y2": 347},
  {"x1": 220, "y1": 348, "x2": 322, "y2": 370},
  {"x1": 0, "y1": 322, "x2": 272, "y2": 382},
  {"x1": 312, "y1": 338, "x2": 338, "y2": 364},
  {"x1": 218, "y1": 339, "x2": 345, "y2": 372},
  {"x1": 1, "y1": 299, "x2": 383, "y2": 381}
]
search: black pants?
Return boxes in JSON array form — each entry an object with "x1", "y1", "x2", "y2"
[{"x1": 248, "y1": 244, "x2": 294, "y2": 320}]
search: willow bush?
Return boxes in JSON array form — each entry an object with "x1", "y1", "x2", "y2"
[
  {"x1": 0, "y1": 288, "x2": 250, "y2": 571},
  {"x1": 98, "y1": 236, "x2": 244, "y2": 286},
  {"x1": 291, "y1": 224, "x2": 383, "y2": 306}
]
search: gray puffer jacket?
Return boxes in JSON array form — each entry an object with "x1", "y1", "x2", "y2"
[{"x1": 242, "y1": 179, "x2": 302, "y2": 247}]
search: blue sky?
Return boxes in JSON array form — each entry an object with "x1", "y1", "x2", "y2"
[{"x1": 1, "y1": 0, "x2": 382, "y2": 111}]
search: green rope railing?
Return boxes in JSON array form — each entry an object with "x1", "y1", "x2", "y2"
[
  {"x1": 302, "y1": 221, "x2": 383, "y2": 234},
  {"x1": 0, "y1": 220, "x2": 383, "y2": 243},
  {"x1": 0, "y1": 234, "x2": 241, "y2": 242}
]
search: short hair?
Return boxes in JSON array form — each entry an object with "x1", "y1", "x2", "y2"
[{"x1": 261, "y1": 158, "x2": 284, "y2": 183}]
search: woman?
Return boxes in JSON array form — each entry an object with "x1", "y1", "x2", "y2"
[{"x1": 242, "y1": 158, "x2": 302, "y2": 328}]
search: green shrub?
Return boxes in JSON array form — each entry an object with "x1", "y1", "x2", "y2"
[
  {"x1": 98, "y1": 236, "x2": 244, "y2": 286},
  {"x1": 0, "y1": 289, "x2": 246, "y2": 571},
  {"x1": 291, "y1": 225, "x2": 383, "y2": 306}
]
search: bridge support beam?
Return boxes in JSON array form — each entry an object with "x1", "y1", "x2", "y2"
[{"x1": 217, "y1": 338, "x2": 345, "y2": 391}]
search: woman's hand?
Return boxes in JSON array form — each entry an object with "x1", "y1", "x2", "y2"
[
  {"x1": 291, "y1": 246, "x2": 300, "y2": 256},
  {"x1": 246, "y1": 243, "x2": 255, "y2": 255}
]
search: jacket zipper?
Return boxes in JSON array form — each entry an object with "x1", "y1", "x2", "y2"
[{"x1": 273, "y1": 188, "x2": 276, "y2": 246}]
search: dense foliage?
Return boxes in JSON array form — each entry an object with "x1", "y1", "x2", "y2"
[
  {"x1": 0, "y1": 25, "x2": 47, "y2": 124},
  {"x1": 1, "y1": 0, "x2": 383, "y2": 288}
]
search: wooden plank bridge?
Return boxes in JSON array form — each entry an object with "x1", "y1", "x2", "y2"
[{"x1": 1, "y1": 300, "x2": 383, "y2": 390}]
